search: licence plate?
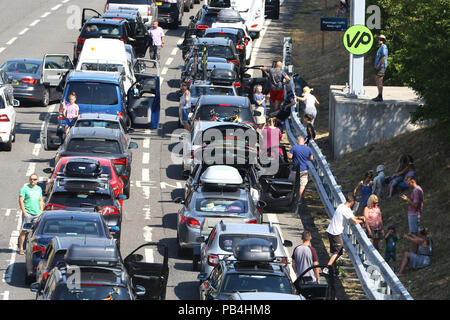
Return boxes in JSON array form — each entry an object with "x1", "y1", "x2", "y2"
[
  {"x1": 155, "y1": 2, "x2": 162, "y2": 5},
  {"x1": 12, "y1": 81, "x2": 19, "y2": 86}
]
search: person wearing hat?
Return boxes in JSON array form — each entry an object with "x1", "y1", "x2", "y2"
[
  {"x1": 372, "y1": 35, "x2": 388, "y2": 102},
  {"x1": 372, "y1": 164, "x2": 387, "y2": 198},
  {"x1": 297, "y1": 86, "x2": 319, "y2": 125}
]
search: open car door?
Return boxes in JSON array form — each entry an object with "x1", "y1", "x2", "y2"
[
  {"x1": 42, "y1": 54, "x2": 73, "y2": 96},
  {"x1": 242, "y1": 66, "x2": 271, "y2": 103},
  {"x1": 41, "y1": 112, "x2": 65, "y2": 150},
  {"x1": 128, "y1": 59, "x2": 160, "y2": 128},
  {"x1": 124, "y1": 242, "x2": 169, "y2": 300},
  {"x1": 81, "y1": 8, "x2": 101, "y2": 29},
  {"x1": 294, "y1": 265, "x2": 336, "y2": 300}
]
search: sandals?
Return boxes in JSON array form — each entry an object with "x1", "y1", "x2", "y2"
[{"x1": 18, "y1": 250, "x2": 24, "y2": 255}]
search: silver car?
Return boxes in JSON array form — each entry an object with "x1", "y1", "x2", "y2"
[{"x1": 196, "y1": 221, "x2": 293, "y2": 277}]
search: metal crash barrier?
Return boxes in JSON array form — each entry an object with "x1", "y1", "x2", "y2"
[{"x1": 282, "y1": 37, "x2": 413, "y2": 300}]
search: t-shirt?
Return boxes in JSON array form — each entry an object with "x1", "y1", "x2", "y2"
[
  {"x1": 268, "y1": 68, "x2": 287, "y2": 90},
  {"x1": 149, "y1": 26, "x2": 164, "y2": 46},
  {"x1": 385, "y1": 235, "x2": 398, "y2": 253},
  {"x1": 375, "y1": 44, "x2": 388, "y2": 69},
  {"x1": 289, "y1": 144, "x2": 312, "y2": 172},
  {"x1": 261, "y1": 126, "x2": 283, "y2": 156},
  {"x1": 326, "y1": 203, "x2": 355, "y2": 235},
  {"x1": 64, "y1": 103, "x2": 79, "y2": 119},
  {"x1": 292, "y1": 245, "x2": 319, "y2": 282},
  {"x1": 408, "y1": 186, "x2": 424, "y2": 216},
  {"x1": 19, "y1": 184, "x2": 43, "y2": 216},
  {"x1": 253, "y1": 93, "x2": 266, "y2": 108}
]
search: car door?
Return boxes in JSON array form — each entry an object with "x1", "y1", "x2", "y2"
[
  {"x1": 133, "y1": 18, "x2": 150, "y2": 58},
  {"x1": 42, "y1": 54, "x2": 74, "y2": 100},
  {"x1": 81, "y1": 8, "x2": 101, "y2": 28},
  {"x1": 123, "y1": 242, "x2": 169, "y2": 300}
]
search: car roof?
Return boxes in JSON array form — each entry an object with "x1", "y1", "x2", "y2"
[
  {"x1": 52, "y1": 236, "x2": 112, "y2": 251},
  {"x1": 68, "y1": 127, "x2": 121, "y2": 140},
  {"x1": 216, "y1": 223, "x2": 278, "y2": 236},
  {"x1": 86, "y1": 18, "x2": 127, "y2": 26},
  {"x1": 67, "y1": 70, "x2": 121, "y2": 83},
  {"x1": 205, "y1": 27, "x2": 240, "y2": 35},
  {"x1": 41, "y1": 210, "x2": 103, "y2": 220},
  {"x1": 231, "y1": 292, "x2": 303, "y2": 300},
  {"x1": 194, "y1": 37, "x2": 232, "y2": 46},
  {"x1": 102, "y1": 12, "x2": 138, "y2": 20},
  {"x1": 198, "y1": 95, "x2": 250, "y2": 106},
  {"x1": 3, "y1": 58, "x2": 42, "y2": 65},
  {"x1": 224, "y1": 261, "x2": 287, "y2": 275}
]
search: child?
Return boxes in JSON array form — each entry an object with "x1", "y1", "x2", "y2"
[
  {"x1": 63, "y1": 92, "x2": 79, "y2": 136},
  {"x1": 385, "y1": 226, "x2": 398, "y2": 264},
  {"x1": 303, "y1": 113, "x2": 316, "y2": 145},
  {"x1": 252, "y1": 85, "x2": 266, "y2": 130}
]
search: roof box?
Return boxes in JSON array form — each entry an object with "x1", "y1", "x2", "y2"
[
  {"x1": 233, "y1": 238, "x2": 275, "y2": 262},
  {"x1": 64, "y1": 158, "x2": 103, "y2": 178},
  {"x1": 64, "y1": 244, "x2": 120, "y2": 267},
  {"x1": 200, "y1": 165, "x2": 243, "y2": 185}
]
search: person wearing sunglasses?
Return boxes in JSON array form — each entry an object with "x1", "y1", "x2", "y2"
[
  {"x1": 18, "y1": 174, "x2": 44, "y2": 255},
  {"x1": 364, "y1": 194, "x2": 384, "y2": 250}
]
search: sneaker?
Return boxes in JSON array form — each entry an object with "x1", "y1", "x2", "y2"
[{"x1": 372, "y1": 96, "x2": 383, "y2": 102}]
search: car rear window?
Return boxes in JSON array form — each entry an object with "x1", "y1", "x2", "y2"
[
  {"x1": 1, "y1": 61, "x2": 40, "y2": 74},
  {"x1": 65, "y1": 82, "x2": 119, "y2": 106},
  {"x1": 195, "y1": 105, "x2": 253, "y2": 123},
  {"x1": 57, "y1": 164, "x2": 113, "y2": 179},
  {"x1": 81, "y1": 23, "x2": 123, "y2": 38},
  {"x1": 206, "y1": 32, "x2": 238, "y2": 45},
  {"x1": 75, "y1": 120, "x2": 121, "y2": 130},
  {"x1": 41, "y1": 219, "x2": 103, "y2": 237},
  {"x1": 53, "y1": 284, "x2": 131, "y2": 300},
  {"x1": 196, "y1": 198, "x2": 247, "y2": 214},
  {"x1": 219, "y1": 235, "x2": 278, "y2": 252},
  {"x1": 80, "y1": 63, "x2": 125, "y2": 74},
  {"x1": 49, "y1": 192, "x2": 114, "y2": 208},
  {"x1": 191, "y1": 86, "x2": 235, "y2": 98},
  {"x1": 221, "y1": 274, "x2": 292, "y2": 294},
  {"x1": 107, "y1": 0, "x2": 150, "y2": 4},
  {"x1": 67, "y1": 138, "x2": 121, "y2": 154},
  {"x1": 204, "y1": 46, "x2": 234, "y2": 60}
]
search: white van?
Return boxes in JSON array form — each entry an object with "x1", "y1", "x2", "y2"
[
  {"x1": 76, "y1": 38, "x2": 135, "y2": 93},
  {"x1": 229, "y1": 0, "x2": 265, "y2": 37}
]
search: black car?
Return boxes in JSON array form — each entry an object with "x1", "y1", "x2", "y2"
[
  {"x1": 156, "y1": 0, "x2": 184, "y2": 29},
  {"x1": 74, "y1": 18, "x2": 132, "y2": 63},
  {"x1": 54, "y1": 127, "x2": 138, "y2": 196},
  {"x1": 24, "y1": 211, "x2": 115, "y2": 284},
  {"x1": 265, "y1": 0, "x2": 280, "y2": 19},
  {"x1": 184, "y1": 4, "x2": 224, "y2": 39},
  {"x1": 198, "y1": 238, "x2": 297, "y2": 300},
  {"x1": 31, "y1": 242, "x2": 169, "y2": 300},
  {"x1": 203, "y1": 27, "x2": 249, "y2": 66}
]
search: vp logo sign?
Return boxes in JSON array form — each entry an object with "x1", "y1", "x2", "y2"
[{"x1": 343, "y1": 25, "x2": 374, "y2": 55}]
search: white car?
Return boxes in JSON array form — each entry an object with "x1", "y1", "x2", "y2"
[
  {"x1": 0, "y1": 87, "x2": 19, "y2": 151},
  {"x1": 230, "y1": 0, "x2": 265, "y2": 37},
  {"x1": 211, "y1": 21, "x2": 254, "y2": 64}
]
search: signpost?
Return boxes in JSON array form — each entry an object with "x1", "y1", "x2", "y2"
[{"x1": 320, "y1": 17, "x2": 348, "y2": 31}]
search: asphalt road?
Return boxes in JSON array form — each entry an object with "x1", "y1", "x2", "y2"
[{"x1": 0, "y1": 0, "x2": 309, "y2": 300}]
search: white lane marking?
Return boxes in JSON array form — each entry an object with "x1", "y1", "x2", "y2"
[
  {"x1": 5, "y1": 209, "x2": 11, "y2": 217},
  {"x1": 26, "y1": 163, "x2": 36, "y2": 177},
  {"x1": 29, "y1": 19, "x2": 40, "y2": 27},
  {"x1": 62, "y1": 0, "x2": 70, "y2": 3},
  {"x1": 160, "y1": 181, "x2": 182, "y2": 189},
  {"x1": 6, "y1": 37, "x2": 17, "y2": 45},
  {"x1": 165, "y1": 57, "x2": 174, "y2": 66},
  {"x1": 143, "y1": 138, "x2": 150, "y2": 149},
  {"x1": 161, "y1": 67, "x2": 168, "y2": 75},
  {"x1": 177, "y1": 38, "x2": 183, "y2": 45},
  {"x1": 41, "y1": 12, "x2": 51, "y2": 18},
  {"x1": 51, "y1": 4, "x2": 62, "y2": 11},
  {"x1": 142, "y1": 168, "x2": 150, "y2": 182},
  {"x1": 143, "y1": 226, "x2": 152, "y2": 242},
  {"x1": 170, "y1": 48, "x2": 178, "y2": 56},
  {"x1": 142, "y1": 152, "x2": 150, "y2": 164},
  {"x1": 4, "y1": 211, "x2": 22, "y2": 283},
  {"x1": 0, "y1": 48, "x2": 5, "y2": 54},
  {"x1": 145, "y1": 249, "x2": 154, "y2": 263},
  {"x1": 0, "y1": 291, "x2": 9, "y2": 300},
  {"x1": 143, "y1": 206, "x2": 151, "y2": 220},
  {"x1": 19, "y1": 28, "x2": 29, "y2": 36},
  {"x1": 32, "y1": 144, "x2": 41, "y2": 157}
]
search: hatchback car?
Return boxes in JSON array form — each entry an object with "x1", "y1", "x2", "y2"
[
  {"x1": 204, "y1": 27, "x2": 251, "y2": 65},
  {"x1": 156, "y1": 0, "x2": 184, "y2": 29},
  {"x1": 0, "y1": 87, "x2": 19, "y2": 151}
]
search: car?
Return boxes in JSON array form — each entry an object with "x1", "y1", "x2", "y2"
[
  {"x1": 0, "y1": 58, "x2": 72, "y2": 107},
  {"x1": 43, "y1": 157, "x2": 125, "y2": 206},
  {"x1": 81, "y1": 8, "x2": 151, "y2": 58},
  {"x1": 183, "y1": 0, "x2": 194, "y2": 12},
  {"x1": 24, "y1": 211, "x2": 116, "y2": 284},
  {"x1": 0, "y1": 87, "x2": 19, "y2": 151},
  {"x1": 198, "y1": 238, "x2": 297, "y2": 300},
  {"x1": 54, "y1": 126, "x2": 138, "y2": 197},
  {"x1": 31, "y1": 242, "x2": 169, "y2": 300},
  {"x1": 184, "y1": 4, "x2": 223, "y2": 40},
  {"x1": 229, "y1": 292, "x2": 304, "y2": 300},
  {"x1": 180, "y1": 56, "x2": 227, "y2": 83},
  {"x1": 189, "y1": 80, "x2": 238, "y2": 110},
  {"x1": 73, "y1": 18, "x2": 132, "y2": 64},
  {"x1": 156, "y1": 0, "x2": 184, "y2": 29},
  {"x1": 264, "y1": 0, "x2": 280, "y2": 19},
  {"x1": 174, "y1": 165, "x2": 263, "y2": 257},
  {"x1": 182, "y1": 61, "x2": 240, "y2": 91},
  {"x1": 0, "y1": 69, "x2": 14, "y2": 104},
  {"x1": 195, "y1": 221, "x2": 293, "y2": 277},
  {"x1": 203, "y1": 27, "x2": 251, "y2": 66},
  {"x1": 104, "y1": 0, "x2": 159, "y2": 25},
  {"x1": 228, "y1": 1, "x2": 265, "y2": 38}
]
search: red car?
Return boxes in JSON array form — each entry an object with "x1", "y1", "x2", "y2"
[{"x1": 44, "y1": 156, "x2": 125, "y2": 208}]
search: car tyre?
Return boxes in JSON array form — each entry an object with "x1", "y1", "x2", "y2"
[
  {"x1": 177, "y1": 234, "x2": 190, "y2": 257},
  {"x1": 40, "y1": 88, "x2": 50, "y2": 107},
  {"x1": 3, "y1": 134, "x2": 12, "y2": 151}
]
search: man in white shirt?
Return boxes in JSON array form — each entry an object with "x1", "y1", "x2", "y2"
[{"x1": 326, "y1": 193, "x2": 365, "y2": 275}]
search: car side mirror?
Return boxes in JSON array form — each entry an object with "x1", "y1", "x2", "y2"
[
  {"x1": 257, "y1": 200, "x2": 267, "y2": 208},
  {"x1": 283, "y1": 240, "x2": 293, "y2": 247},
  {"x1": 129, "y1": 142, "x2": 138, "y2": 149},
  {"x1": 174, "y1": 197, "x2": 185, "y2": 204},
  {"x1": 117, "y1": 194, "x2": 128, "y2": 201},
  {"x1": 13, "y1": 99, "x2": 20, "y2": 107},
  {"x1": 134, "y1": 285, "x2": 146, "y2": 296},
  {"x1": 30, "y1": 282, "x2": 41, "y2": 293},
  {"x1": 43, "y1": 168, "x2": 53, "y2": 174},
  {"x1": 197, "y1": 273, "x2": 207, "y2": 282},
  {"x1": 22, "y1": 222, "x2": 34, "y2": 230}
]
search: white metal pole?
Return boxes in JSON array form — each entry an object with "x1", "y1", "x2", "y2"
[{"x1": 349, "y1": 0, "x2": 366, "y2": 96}]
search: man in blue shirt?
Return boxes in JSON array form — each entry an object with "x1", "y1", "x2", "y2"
[
  {"x1": 372, "y1": 35, "x2": 388, "y2": 102},
  {"x1": 287, "y1": 136, "x2": 314, "y2": 206}
]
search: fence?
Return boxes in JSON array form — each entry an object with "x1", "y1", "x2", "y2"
[{"x1": 282, "y1": 37, "x2": 413, "y2": 300}]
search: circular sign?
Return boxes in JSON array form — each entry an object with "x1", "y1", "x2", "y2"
[{"x1": 343, "y1": 25, "x2": 374, "y2": 55}]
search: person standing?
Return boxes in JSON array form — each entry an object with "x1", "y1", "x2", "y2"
[
  {"x1": 252, "y1": 84, "x2": 266, "y2": 130},
  {"x1": 384, "y1": 226, "x2": 398, "y2": 264},
  {"x1": 260, "y1": 61, "x2": 290, "y2": 112},
  {"x1": 18, "y1": 174, "x2": 44, "y2": 255},
  {"x1": 62, "y1": 92, "x2": 79, "y2": 136},
  {"x1": 353, "y1": 170, "x2": 374, "y2": 210},
  {"x1": 261, "y1": 117, "x2": 283, "y2": 159},
  {"x1": 401, "y1": 176, "x2": 424, "y2": 251},
  {"x1": 303, "y1": 114, "x2": 316, "y2": 145},
  {"x1": 179, "y1": 82, "x2": 191, "y2": 131},
  {"x1": 372, "y1": 35, "x2": 388, "y2": 102},
  {"x1": 364, "y1": 194, "x2": 384, "y2": 250},
  {"x1": 325, "y1": 193, "x2": 365, "y2": 275},
  {"x1": 148, "y1": 21, "x2": 165, "y2": 66},
  {"x1": 287, "y1": 136, "x2": 314, "y2": 206},
  {"x1": 296, "y1": 86, "x2": 319, "y2": 125},
  {"x1": 292, "y1": 231, "x2": 320, "y2": 284}
]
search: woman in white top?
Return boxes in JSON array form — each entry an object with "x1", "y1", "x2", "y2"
[
  {"x1": 297, "y1": 86, "x2": 319, "y2": 124},
  {"x1": 180, "y1": 83, "x2": 191, "y2": 131}
]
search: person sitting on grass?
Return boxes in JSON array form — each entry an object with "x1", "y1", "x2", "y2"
[
  {"x1": 396, "y1": 226, "x2": 432, "y2": 277},
  {"x1": 386, "y1": 154, "x2": 415, "y2": 199}
]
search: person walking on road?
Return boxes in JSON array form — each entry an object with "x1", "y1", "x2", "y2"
[
  {"x1": 372, "y1": 35, "x2": 388, "y2": 102},
  {"x1": 292, "y1": 231, "x2": 320, "y2": 283},
  {"x1": 287, "y1": 136, "x2": 314, "y2": 206},
  {"x1": 179, "y1": 82, "x2": 191, "y2": 131},
  {"x1": 18, "y1": 174, "x2": 44, "y2": 255},
  {"x1": 148, "y1": 21, "x2": 165, "y2": 66},
  {"x1": 260, "y1": 61, "x2": 290, "y2": 112},
  {"x1": 325, "y1": 193, "x2": 365, "y2": 275}
]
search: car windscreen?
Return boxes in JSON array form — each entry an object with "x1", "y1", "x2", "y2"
[
  {"x1": 196, "y1": 198, "x2": 247, "y2": 214},
  {"x1": 219, "y1": 235, "x2": 278, "y2": 252},
  {"x1": 52, "y1": 284, "x2": 131, "y2": 300},
  {"x1": 221, "y1": 274, "x2": 292, "y2": 294},
  {"x1": 195, "y1": 105, "x2": 253, "y2": 122},
  {"x1": 66, "y1": 82, "x2": 119, "y2": 105},
  {"x1": 57, "y1": 163, "x2": 113, "y2": 179},
  {"x1": 205, "y1": 33, "x2": 238, "y2": 45},
  {"x1": 75, "y1": 119, "x2": 121, "y2": 130},
  {"x1": 81, "y1": 23, "x2": 123, "y2": 38},
  {"x1": 49, "y1": 192, "x2": 114, "y2": 207},
  {"x1": 191, "y1": 86, "x2": 235, "y2": 98},
  {"x1": 1, "y1": 61, "x2": 40, "y2": 74},
  {"x1": 66, "y1": 138, "x2": 121, "y2": 154},
  {"x1": 80, "y1": 63, "x2": 125, "y2": 74},
  {"x1": 40, "y1": 219, "x2": 103, "y2": 237},
  {"x1": 107, "y1": 0, "x2": 149, "y2": 4}
]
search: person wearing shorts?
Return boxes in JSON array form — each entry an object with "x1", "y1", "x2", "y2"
[
  {"x1": 18, "y1": 174, "x2": 44, "y2": 255},
  {"x1": 401, "y1": 176, "x2": 423, "y2": 236},
  {"x1": 260, "y1": 61, "x2": 290, "y2": 112},
  {"x1": 287, "y1": 136, "x2": 313, "y2": 206},
  {"x1": 62, "y1": 92, "x2": 79, "y2": 136},
  {"x1": 372, "y1": 35, "x2": 388, "y2": 102}
]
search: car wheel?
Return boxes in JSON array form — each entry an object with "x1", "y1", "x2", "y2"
[
  {"x1": 40, "y1": 89, "x2": 50, "y2": 107},
  {"x1": 3, "y1": 134, "x2": 12, "y2": 151},
  {"x1": 124, "y1": 183, "x2": 130, "y2": 198},
  {"x1": 177, "y1": 234, "x2": 190, "y2": 257},
  {"x1": 11, "y1": 125, "x2": 16, "y2": 143}
]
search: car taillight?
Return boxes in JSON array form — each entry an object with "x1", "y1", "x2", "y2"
[
  {"x1": 228, "y1": 59, "x2": 238, "y2": 66},
  {"x1": 119, "y1": 38, "x2": 125, "y2": 42},
  {"x1": 196, "y1": 25, "x2": 210, "y2": 30},
  {"x1": 219, "y1": 104, "x2": 231, "y2": 107},
  {"x1": 246, "y1": 219, "x2": 258, "y2": 224},
  {"x1": 77, "y1": 37, "x2": 85, "y2": 45},
  {"x1": 236, "y1": 44, "x2": 245, "y2": 50},
  {"x1": 21, "y1": 78, "x2": 37, "y2": 84},
  {"x1": 275, "y1": 257, "x2": 287, "y2": 263},
  {"x1": 32, "y1": 244, "x2": 47, "y2": 255},
  {"x1": 233, "y1": 82, "x2": 241, "y2": 88},
  {"x1": 0, "y1": 114, "x2": 10, "y2": 122},
  {"x1": 117, "y1": 111, "x2": 123, "y2": 117},
  {"x1": 102, "y1": 206, "x2": 119, "y2": 215},
  {"x1": 43, "y1": 271, "x2": 50, "y2": 281},
  {"x1": 44, "y1": 203, "x2": 66, "y2": 210},
  {"x1": 251, "y1": 24, "x2": 258, "y2": 28},
  {"x1": 148, "y1": 6, "x2": 152, "y2": 17},
  {"x1": 207, "y1": 254, "x2": 219, "y2": 267},
  {"x1": 186, "y1": 217, "x2": 200, "y2": 229},
  {"x1": 112, "y1": 158, "x2": 127, "y2": 166}
]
